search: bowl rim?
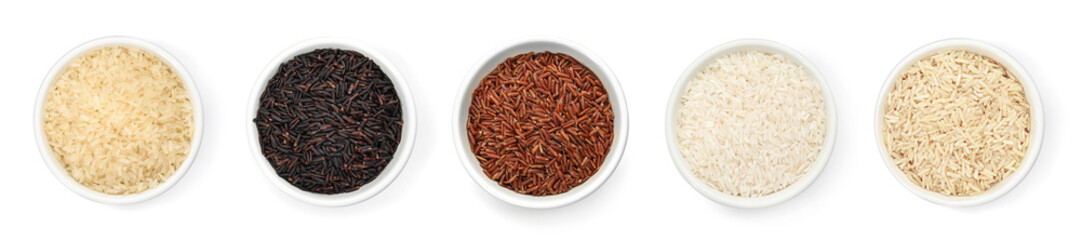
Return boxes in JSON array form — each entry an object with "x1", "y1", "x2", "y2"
[
  {"x1": 33, "y1": 36, "x2": 205, "y2": 204},
  {"x1": 664, "y1": 39, "x2": 838, "y2": 208},
  {"x1": 451, "y1": 36, "x2": 629, "y2": 209},
  {"x1": 873, "y1": 38, "x2": 1044, "y2": 207},
  {"x1": 245, "y1": 37, "x2": 417, "y2": 207}
]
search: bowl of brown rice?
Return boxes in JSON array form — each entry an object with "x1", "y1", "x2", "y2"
[
  {"x1": 875, "y1": 38, "x2": 1043, "y2": 207},
  {"x1": 34, "y1": 36, "x2": 203, "y2": 204},
  {"x1": 665, "y1": 39, "x2": 837, "y2": 208}
]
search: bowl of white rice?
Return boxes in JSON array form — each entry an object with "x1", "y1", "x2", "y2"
[
  {"x1": 666, "y1": 39, "x2": 836, "y2": 208},
  {"x1": 875, "y1": 38, "x2": 1043, "y2": 207},
  {"x1": 34, "y1": 36, "x2": 204, "y2": 204}
]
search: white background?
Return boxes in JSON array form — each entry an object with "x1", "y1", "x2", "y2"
[{"x1": 2, "y1": 0, "x2": 1075, "y2": 238}]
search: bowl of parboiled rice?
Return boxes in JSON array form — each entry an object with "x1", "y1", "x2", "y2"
[
  {"x1": 875, "y1": 38, "x2": 1043, "y2": 207},
  {"x1": 34, "y1": 36, "x2": 203, "y2": 204},
  {"x1": 665, "y1": 39, "x2": 837, "y2": 208}
]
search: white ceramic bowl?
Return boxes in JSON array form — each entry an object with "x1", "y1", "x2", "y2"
[
  {"x1": 875, "y1": 38, "x2": 1043, "y2": 207},
  {"x1": 247, "y1": 37, "x2": 416, "y2": 207},
  {"x1": 665, "y1": 39, "x2": 837, "y2": 208},
  {"x1": 34, "y1": 36, "x2": 205, "y2": 204},
  {"x1": 452, "y1": 37, "x2": 629, "y2": 209}
]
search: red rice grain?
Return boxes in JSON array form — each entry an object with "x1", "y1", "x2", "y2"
[{"x1": 467, "y1": 52, "x2": 615, "y2": 196}]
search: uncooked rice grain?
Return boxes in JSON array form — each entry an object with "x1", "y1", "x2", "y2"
[
  {"x1": 468, "y1": 52, "x2": 615, "y2": 196},
  {"x1": 677, "y1": 51, "x2": 826, "y2": 198},
  {"x1": 883, "y1": 50, "x2": 1029, "y2": 196},
  {"x1": 43, "y1": 46, "x2": 194, "y2": 195}
]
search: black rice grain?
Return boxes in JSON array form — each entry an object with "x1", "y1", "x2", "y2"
[{"x1": 255, "y1": 49, "x2": 403, "y2": 194}]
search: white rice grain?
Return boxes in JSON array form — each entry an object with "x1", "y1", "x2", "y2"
[{"x1": 677, "y1": 51, "x2": 826, "y2": 198}]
